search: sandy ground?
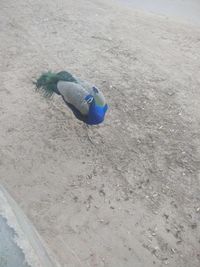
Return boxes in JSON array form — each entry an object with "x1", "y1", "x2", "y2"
[
  {"x1": 0, "y1": 0, "x2": 200, "y2": 266},
  {"x1": 119, "y1": 0, "x2": 200, "y2": 25}
]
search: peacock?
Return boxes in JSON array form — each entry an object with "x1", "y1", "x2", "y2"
[{"x1": 35, "y1": 71, "x2": 108, "y2": 125}]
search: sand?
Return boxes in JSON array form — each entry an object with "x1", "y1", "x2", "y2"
[
  {"x1": 118, "y1": 0, "x2": 200, "y2": 25},
  {"x1": 0, "y1": 0, "x2": 200, "y2": 266}
]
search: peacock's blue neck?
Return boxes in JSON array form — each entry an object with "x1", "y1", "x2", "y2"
[{"x1": 87, "y1": 101, "x2": 107, "y2": 125}]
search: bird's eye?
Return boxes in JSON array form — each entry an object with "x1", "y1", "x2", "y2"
[
  {"x1": 93, "y1": 87, "x2": 99, "y2": 94},
  {"x1": 85, "y1": 95, "x2": 94, "y2": 104},
  {"x1": 87, "y1": 97, "x2": 93, "y2": 103}
]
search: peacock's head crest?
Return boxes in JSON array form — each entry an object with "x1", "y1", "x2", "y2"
[{"x1": 92, "y1": 86, "x2": 99, "y2": 94}]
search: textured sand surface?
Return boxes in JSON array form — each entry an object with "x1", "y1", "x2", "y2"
[
  {"x1": 0, "y1": 0, "x2": 200, "y2": 266},
  {"x1": 118, "y1": 0, "x2": 200, "y2": 25}
]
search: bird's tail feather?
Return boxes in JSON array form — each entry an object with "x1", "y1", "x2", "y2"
[
  {"x1": 34, "y1": 71, "x2": 77, "y2": 97},
  {"x1": 34, "y1": 71, "x2": 60, "y2": 97}
]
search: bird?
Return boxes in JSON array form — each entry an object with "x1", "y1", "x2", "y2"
[{"x1": 35, "y1": 71, "x2": 108, "y2": 125}]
